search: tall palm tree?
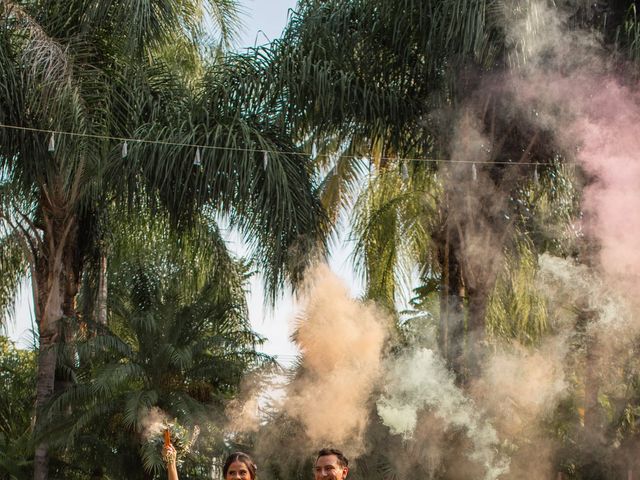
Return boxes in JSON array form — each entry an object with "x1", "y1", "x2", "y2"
[
  {"x1": 0, "y1": 2, "x2": 323, "y2": 478},
  {"x1": 257, "y1": 0, "x2": 515, "y2": 376},
  {"x1": 256, "y1": 0, "x2": 639, "y2": 377}
]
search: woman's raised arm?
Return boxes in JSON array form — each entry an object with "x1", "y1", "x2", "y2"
[{"x1": 164, "y1": 444, "x2": 179, "y2": 480}]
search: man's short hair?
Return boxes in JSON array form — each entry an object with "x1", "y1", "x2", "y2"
[{"x1": 316, "y1": 448, "x2": 349, "y2": 468}]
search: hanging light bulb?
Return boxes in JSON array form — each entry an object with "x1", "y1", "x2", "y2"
[
  {"x1": 48, "y1": 133, "x2": 55, "y2": 153},
  {"x1": 311, "y1": 142, "x2": 318, "y2": 159},
  {"x1": 472, "y1": 163, "x2": 478, "y2": 181},
  {"x1": 121, "y1": 141, "x2": 128, "y2": 159},
  {"x1": 193, "y1": 147, "x2": 201, "y2": 167},
  {"x1": 534, "y1": 163, "x2": 539, "y2": 184},
  {"x1": 401, "y1": 160, "x2": 409, "y2": 181},
  {"x1": 263, "y1": 150, "x2": 268, "y2": 170}
]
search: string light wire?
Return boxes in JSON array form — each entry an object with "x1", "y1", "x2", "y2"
[{"x1": 0, "y1": 123, "x2": 550, "y2": 166}]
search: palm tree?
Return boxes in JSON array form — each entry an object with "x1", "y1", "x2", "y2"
[
  {"x1": 255, "y1": 0, "x2": 514, "y2": 377},
  {"x1": 254, "y1": 0, "x2": 639, "y2": 377},
  {"x1": 41, "y1": 211, "x2": 271, "y2": 479},
  {"x1": 351, "y1": 164, "x2": 440, "y2": 313},
  {"x1": 0, "y1": 2, "x2": 323, "y2": 478}
]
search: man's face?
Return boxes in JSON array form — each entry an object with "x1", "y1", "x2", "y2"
[{"x1": 314, "y1": 454, "x2": 348, "y2": 480}]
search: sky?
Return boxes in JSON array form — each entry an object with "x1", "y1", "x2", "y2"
[
  {"x1": 235, "y1": 0, "x2": 298, "y2": 48},
  {"x1": 4, "y1": 0, "x2": 365, "y2": 367}
]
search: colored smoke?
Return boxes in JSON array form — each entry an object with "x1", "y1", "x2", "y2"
[
  {"x1": 282, "y1": 264, "x2": 388, "y2": 456},
  {"x1": 378, "y1": 348, "x2": 510, "y2": 480}
]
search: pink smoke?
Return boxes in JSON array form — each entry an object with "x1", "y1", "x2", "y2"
[
  {"x1": 512, "y1": 72, "x2": 640, "y2": 294},
  {"x1": 575, "y1": 79, "x2": 640, "y2": 284}
]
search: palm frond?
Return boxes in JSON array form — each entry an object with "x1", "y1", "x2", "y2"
[
  {"x1": 205, "y1": 0, "x2": 244, "y2": 48},
  {"x1": 132, "y1": 79, "x2": 326, "y2": 298},
  {"x1": 352, "y1": 165, "x2": 440, "y2": 309},
  {"x1": 485, "y1": 235, "x2": 549, "y2": 345},
  {"x1": 0, "y1": 229, "x2": 29, "y2": 323}
]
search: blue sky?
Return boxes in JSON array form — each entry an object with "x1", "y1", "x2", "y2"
[
  {"x1": 4, "y1": 0, "x2": 365, "y2": 366},
  {"x1": 236, "y1": 0, "x2": 298, "y2": 49}
]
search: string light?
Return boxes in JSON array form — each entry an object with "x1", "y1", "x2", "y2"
[
  {"x1": 193, "y1": 147, "x2": 201, "y2": 167},
  {"x1": 472, "y1": 163, "x2": 478, "y2": 181},
  {"x1": 47, "y1": 133, "x2": 55, "y2": 153},
  {"x1": 0, "y1": 123, "x2": 553, "y2": 167},
  {"x1": 534, "y1": 163, "x2": 539, "y2": 184},
  {"x1": 263, "y1": 150, "x2": 268, "y2": 170},
  {"x1": 121, "y1": 141, "x2": 128, "y2": 158},
  {"x1": 401, "y1": 160, "x2": 409, "y2": 181}
]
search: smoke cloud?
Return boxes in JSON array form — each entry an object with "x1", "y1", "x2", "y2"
[
  {"x1": 140, "y1": 406, "x2": 169, "y2": 441},
  {"x1": 231, "y1": 3, "x2": 640, "y2": 479},
  {"x1": 281, "y1": 264, "x2": 388, "y2": 456},
  {"x1": 377, "y1": 348, "x2": 510, "y2": 480},
  {"x1": 501, "y1": 1, "x2": 640, "y2": 301}
]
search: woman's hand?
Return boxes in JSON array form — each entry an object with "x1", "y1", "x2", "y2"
[
  {"x1": 163, "y1": 444, "x2": 177, "y2": 465},
  {"x1": 163, "y1": 444, "x2": 178, "y2": 480}
]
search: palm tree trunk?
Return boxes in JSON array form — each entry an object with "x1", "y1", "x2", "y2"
[
  {"x1": 33, "y1": 206, "x2": 79, "y2": 480},
  {"x1": 95, "y1": 254, "x2": 108, "y2": 326},
  {"x1": 437, "y1": 215, "x2": 502, "y2": 383},
  {"x1": 437, "y1": 224, "x2": 466, "y2": 383},
  {"x1": 34, "y1": 320, "x2": 57, "y2": 479},
  {"x1": 466, "y1": 285, "x2": 488, "y2": 379},
  {"x1": 33, "y1": 256, "x2": 64, "y2": 480}
]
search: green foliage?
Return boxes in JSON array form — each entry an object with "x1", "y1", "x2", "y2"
[
  {"x1": 41, "y1": 214, "x2": 271, "y2": 479},
  {"x1": 615, "y1": 3, "x2": 640, "y2": 65},
  {"x1": 0, "y1": 336, "x2": 36, "y2": 480},
  {"x1": 0, "y1": 229, "x2": 28, "y2": 324},
  {"x1": 485, "y1": 238, "x2": 549, "y2": 345},
  {"x1": 273, "y1": 0, "x2": 507, "y2": 149},
  {"x1": 511, "y1": 159, "x2": 583, "y2": 258},
  {"x1": 0, "y1": 0, "x2": 324, "y2": 329},
  {"x1": 352, "y1": 166, "x2": 440, "y2": 309},
  {"x1": 625, "y1": 4, "x2": 640, "y2": 63},
  {"x1": 401, "y1": 282, "x2": 441, "y2": 351},
  {"x1": 482, "y1": 156, "x2": 581, "y2": 341}
]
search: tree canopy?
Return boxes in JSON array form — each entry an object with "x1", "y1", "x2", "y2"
[{"x1": 2, "y1": 0, "x2": 640, "y2": 479}]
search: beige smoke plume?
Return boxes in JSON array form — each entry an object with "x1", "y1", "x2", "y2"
[
  {"x1": 226, "y1": 383, "x2": 262, "y2": 435},
  {"x1": 283, "y1": 264, "x2": 388, "y2": 456},
  {"x1": 474, "y1": 340, "x2": 567, "y2": 438},
  {"x1": 140, "y1": 406, "x2": 170, "y2": 441},
  {"x1": 470, "y1": 338, "x2": 568, "y2": 480}
]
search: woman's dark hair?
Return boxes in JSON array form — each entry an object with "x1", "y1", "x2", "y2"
[{"x1": 223, "y1": 452, "x2": 257, "y2": 479}]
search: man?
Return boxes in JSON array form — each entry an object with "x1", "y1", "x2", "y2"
[{"x1": 314, "y1": 448, "x2": 349, "y2": 480}]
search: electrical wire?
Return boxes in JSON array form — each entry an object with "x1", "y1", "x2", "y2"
[{"x1": 0, "y1": 123, "x2": 548, "y2": 166}]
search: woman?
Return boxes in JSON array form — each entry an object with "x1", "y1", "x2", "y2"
[{"x1": 165, "y1": 445, "x2": 257, "y2": 480}]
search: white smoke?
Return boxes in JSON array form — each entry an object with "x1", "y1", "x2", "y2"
[{"x1": 377, "y1": 348, "x2": 510, "y2": 480}]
